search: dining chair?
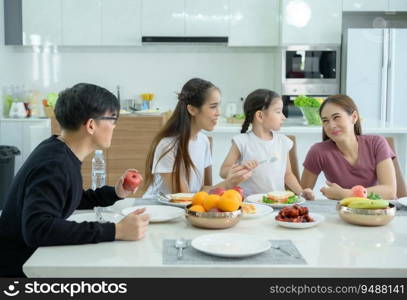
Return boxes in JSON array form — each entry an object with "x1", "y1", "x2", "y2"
[
  {"x1": 287, "y1": 135, "x2": 300, "y2": 182},
  {"x1": 385, "y1": 137, "x2": 407, "y2": 198}
]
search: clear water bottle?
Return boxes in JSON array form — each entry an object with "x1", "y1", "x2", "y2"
[{"x1": 91, "y1": 150, "x2": 106, "y2": 190}]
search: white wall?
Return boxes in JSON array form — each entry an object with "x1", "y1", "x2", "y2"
[{"x1": 0, "y1": 0, "x2": 280, "y2": 114}]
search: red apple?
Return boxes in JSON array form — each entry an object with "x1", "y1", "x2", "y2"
[
  {"x1": 351, "y1": 185, "x2": 367, "y2": 198},
  {"x1": 232, "y1": 186, "x2": 245, "y2": 200},
  {"x1": 209, "y1": 187, "x2": 225, "y2": 196},
  {"x1": 123, "y1": 170, "x2": 142, "y2": 191}
]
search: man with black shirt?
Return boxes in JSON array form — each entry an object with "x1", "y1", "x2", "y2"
[{"x1": 0, "y1": 83, "x2": 150, "y2": 277}]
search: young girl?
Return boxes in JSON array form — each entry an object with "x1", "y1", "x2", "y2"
[
  {"x1": 142, "y1": 78, "x2": 252, "y2": 197},
  {"x1": 220, "y1": 89, "x2": 314, "y2": 199},
  {"x1": 301, "y1": 94, "x2": 397, "y2": 200}
]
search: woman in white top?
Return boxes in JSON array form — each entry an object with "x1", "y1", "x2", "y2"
[
  {"x1": 220, "y1": 89, "x2": 314, "y2": 199},
  {"x1": 142, "y1": 78, "x2": 252, "y2": 197}
]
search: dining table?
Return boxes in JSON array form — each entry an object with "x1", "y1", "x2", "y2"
[{"x1": 23, "y1": 198, "x2": 407, "y2": 278}]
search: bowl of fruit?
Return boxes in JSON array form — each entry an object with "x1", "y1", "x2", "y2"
[
  {"x1": 185, "y1": 188, "x2": 244, "y2": 229},
  {"x1": 337, "y1": 185, "x2": 396, "y2": 226}
]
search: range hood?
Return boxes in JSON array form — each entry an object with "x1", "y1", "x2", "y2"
[{"x1": 142, "y1": 36, "x2": 228, "y2": 43}]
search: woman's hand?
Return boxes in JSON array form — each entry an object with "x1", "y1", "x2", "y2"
[
  {"x1": 320, "y1": 181, "x2": 351, "y2": 200},
  {"x1": 301, "y1": 188, "x2": 315, "y2": 200},
  {"x1": 242, "y1": 160, "x2": 259, "y2": 171},
  {"x1": 225, "y1": 164, "x2": 252, "y2": 189}
]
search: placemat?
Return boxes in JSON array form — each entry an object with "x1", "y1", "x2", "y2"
[{"x1": 163, "y1": 239, "x2": 306, "y2": 265}]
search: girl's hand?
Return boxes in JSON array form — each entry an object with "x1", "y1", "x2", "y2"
[
  {"x1": 226, "y1": 164, "x2": 252, "y2": 188},
  {"x1": 320, "y1": 181, "x2": 349, "y2": 200},
  {"x1": 242, "y1": 160, "x2": 259, "y2": 171},
  {"x1": 301, "y1": 188, "x2": 315, "y2": 200}
]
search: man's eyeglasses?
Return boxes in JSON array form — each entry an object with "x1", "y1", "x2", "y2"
[{"x1": 94, "y1": 116, "x2": 118, "y2": 125}]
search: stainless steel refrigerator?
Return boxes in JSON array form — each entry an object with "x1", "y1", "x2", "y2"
[{"x1": 345, "y1": 28, "x2": 407, "y2": 127}]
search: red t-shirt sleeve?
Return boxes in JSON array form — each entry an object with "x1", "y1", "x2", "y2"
[
  {"x1": 374, "y1": 135, "x2": 396, "y2": 165},
  {"x1": 303, "y1": 143, "x2": 323, "y2": 175}
]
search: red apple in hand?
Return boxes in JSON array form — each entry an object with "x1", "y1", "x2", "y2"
[
  {"x1": 351, "y1": 185, "x2": 367, "y2": 198},
  {"x1": 209, "y1": 187, "x2": 225, "y2": 196},
  {"x1": 123, "y1": 170, "x2": 142, "y2": 191},
  {"x1": 232, "y1": 186, "x2": 245, "y2": 200}
]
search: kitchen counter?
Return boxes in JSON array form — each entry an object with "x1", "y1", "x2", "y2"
[{"x1": 23, "y1": 198, "x2": 407, "y2": 278}]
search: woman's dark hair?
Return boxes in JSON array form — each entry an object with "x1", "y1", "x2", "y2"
[
  {"x1": 142, "y1": 78, "x2": 219, "y2": 193},
  {"x1": 55, "y1": 83, "x2": 119, "y2": 130},
  {"x1": 241, "y1": 89, "x2": 281, "y2": 133},
  {"x1": 319, "y1": 94, "x2": 362, "y2": 141}
]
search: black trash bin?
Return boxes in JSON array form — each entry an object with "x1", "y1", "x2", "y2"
[{"x1": 0, "y1": 146, "x2": 20, "y2": 210}]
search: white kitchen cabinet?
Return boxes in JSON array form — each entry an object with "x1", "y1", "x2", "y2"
[
  {"x1": 142, "y1": 0, "x2": 185, "y2": 36},
  {"x1": 0, "y1": 119, "x2": 50, "y2": 174},
  {"x1": 281, "y1": 0, "x2": 342, "y2": 45},
  {"x1": 102, "y1": 0, "x2": 142, "y2": 45},
  {"x1": 184, "y1": 0, "x2": 229, "y2": 37},
  {"x1": 22, "y1": 0, "x2": 62, "y2": 45},
  {"x1": 388, "y1": 0, "x2": 407, "y2": 11},
  {"x1": 62, "y1": 0, "x2": 102, "y2": 45},
  {"x1": 229, "y1": 0, "x2": 280, "y2": 46},
  {"x1": 342, "y1": 0, "x2": 388, "y2": 11}
]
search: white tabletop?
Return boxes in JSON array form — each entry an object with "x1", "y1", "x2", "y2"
[{"x1": 23, "y1": 198, "x2": 407, "y2": 278}]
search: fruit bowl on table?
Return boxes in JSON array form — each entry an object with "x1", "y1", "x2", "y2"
[
  {"x1": 185, "y1": 204, "x2": 242, "y2": 229},
  {"x1": 336, "y1": 203, "x2": 396, "y2": 226}
]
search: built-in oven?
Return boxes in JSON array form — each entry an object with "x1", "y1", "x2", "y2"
[
  {"x1": 282, "y1": 45, "x2": 340, "y2": 96},
  {"x1": 281, "y1": 45, "x2": 340, "y2": 118}
]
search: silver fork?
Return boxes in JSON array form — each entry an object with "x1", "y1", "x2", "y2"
[
  {"x1": 94, "y1": 207, "x2": 106, "y2": 223},
  {"x1": 258, "y1": 157, "x2": 278, "y2": 165},
  {"x1": 159, "y1": 191, "x2": 170, "y2": 200},
  {"x1": 271, "y1": 245, "x2": 300, "y2": 259},
  {"x1": 175, "y1": 238, "x2": 187, "y2": 259}
]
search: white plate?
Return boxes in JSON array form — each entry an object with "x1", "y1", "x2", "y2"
[
  {"x1": 242, "y1": 203, "x2": 273, "y2": 219},
  {"x1": 67, "y1": 212, "x2": 123, "y2": 223},
  {"x1": 121, "y1": 205, "x2": 184, "y2": 223},
  {"x1": 191, "y1": 233, "x2": 271, "y2": 258},
  {"x1": 157, "y1": 193, "x2": 194, "y2": 208},
  {"x1": 246, "y1": 193, "x2": 305, "y2": 208},
  {"x1": 397, "y1": 197, "x2": 407, "y2": 208},
  {"x1": 272, "y1": 212, "x2": 325, "y2": 229}
]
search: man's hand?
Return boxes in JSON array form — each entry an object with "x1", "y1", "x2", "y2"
[
  {"x1": 115, "y1": 169, "x2": 143, "y2": 198},
  {"x1": 301, "y1": 188, "x2": 315, "y2": 200},
  {"x1": 115, "y1": 208, "x2": 149, "y2": 240}
]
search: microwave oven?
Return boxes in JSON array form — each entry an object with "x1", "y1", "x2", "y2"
[{"x1": 282, "y1": 45, "x2": 340, "y2": 96}]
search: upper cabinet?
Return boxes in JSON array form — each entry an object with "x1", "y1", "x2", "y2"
[
  {"x1": 62, "y1": 0, "x2": 102, "y2": 45},
  {"x1": 184, "y1": 0, "x2": 229, "y2": 36},
  {"x1": 101, "y1": 0, "x2": 142, "y2": 45},
  {"x1": 281, "y1": 0, "x2": 342, "y2": 45},
  {"x1": 141, "y1": 0, "x2": 229, "y2": 37},
  {"x1": 22, "y1": 0, "x2": 62, "y2": 45},
  {"x1": 142, "y1": 0, "x2": 184, "y2": 36},
  {"x1": 388, "y1": 0, "x2": 407, "y2": 11},
  {"x1": 343, "y1": 0, "x2": 407, "y2": 12},
  {"x1": 229, "y1": 0, "x2": 280, "y2": 46},
  {"x1": 343, "y1": 0, "x2": 388, "y2": 11}
]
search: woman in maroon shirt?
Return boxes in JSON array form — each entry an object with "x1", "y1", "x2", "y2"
[{"x1": 301, "y1": 94, "x2": 397, "y2": 200}]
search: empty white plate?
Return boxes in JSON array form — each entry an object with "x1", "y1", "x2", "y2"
[
  {"x1": 121, "y1": 205, "x2": 184, "y2": 223},
  {"x1": 67, "y1": 212, "x2": 123, "y2": 223},
  {"x1": 191, "y1": 233, "x2": 271, "y2": 258},
  {"x1": 246, "y1": 194, "x2": 305, "y2": 208},
  {"x1": 397, "y1": 197, "x2": 407, "y2": 208},
  {"x1": 272, "y1": 212, "x2": 325, "y2": 229}
]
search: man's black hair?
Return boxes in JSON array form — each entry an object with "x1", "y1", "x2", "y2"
[{"x1": 55, "y1": 83, "x2": 120, "y2": 130}]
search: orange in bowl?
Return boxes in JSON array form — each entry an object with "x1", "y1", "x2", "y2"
[
  {"x1": 217, "y1": 192, "x2": 241, "y2": 212},
  {"x1": 192, "y1": 191, "x2": 208, "y2": 206},
  {"x1": 203, "y1": 194, "x2": 220, "y2": 211}
]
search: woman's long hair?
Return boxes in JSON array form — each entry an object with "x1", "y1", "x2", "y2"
[
  {"x1": 142, "y1": 78, "x2": 219, "y2": 193},
  {"x1": 241, "y1": 89, "x2": 280, "y2": 133},
  {"x1": 319, "y1": 94, "x2": 362, "y2": 141}
]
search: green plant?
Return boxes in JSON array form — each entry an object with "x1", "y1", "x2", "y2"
[{"x1": 293, "y1": 95, "x2": 322, "y2": 108}]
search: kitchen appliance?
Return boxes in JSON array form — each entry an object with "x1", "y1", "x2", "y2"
[
  {"x1": 345, "y1": 28, "x2": 407, "y2": 127},
  {"x1": 282, "y1": 45, "x2": 340, "y2": 96}
]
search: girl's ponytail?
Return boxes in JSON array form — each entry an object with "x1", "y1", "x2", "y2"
[{"x1": 241, "y1": 113, "x2": 253, "y2": 133}]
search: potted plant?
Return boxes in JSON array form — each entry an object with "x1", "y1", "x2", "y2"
[{"x1": 293, "y1": 95, "x2": 324, "y2": 126}]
